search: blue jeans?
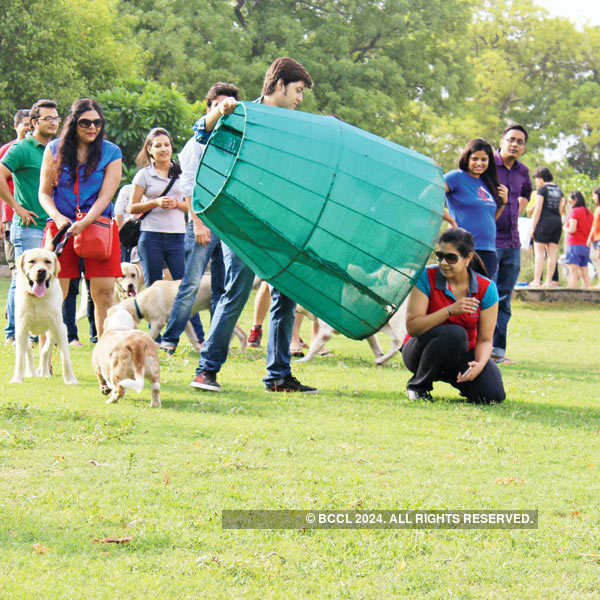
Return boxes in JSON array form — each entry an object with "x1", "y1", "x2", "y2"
[
  {"x1": 196, "y1": 243, "x2": 295, "y2": 384},
  {"x1": 161, "y1": 222, "x2": 224, "y2": 347},
  {"x1": 493, "y1": 247, "x2": 521, "y2": 357},
  {"x1": 137, "y1": 231, "x2": 186, "y2": 285},
  {"x1": 5, "y1": 225, "x2": 44, "y2": 340}
]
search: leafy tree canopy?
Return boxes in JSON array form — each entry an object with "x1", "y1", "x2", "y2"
[{"x1": 0, "y1": 0, "x2": 139, "y2": 141}]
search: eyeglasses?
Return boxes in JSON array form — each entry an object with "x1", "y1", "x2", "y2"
[
  {"x1": 435, "y1": 251, "x2": 460, "y2": 264},
  {"x1": 77, "y1": 118, "x2": 103, "y2": 129},
  {"x1": 504, "y1": 137, "x2": 526, "y2": 146},
  {"x1": 37, "y1": 116, "x2": 61, "y2": 123}
]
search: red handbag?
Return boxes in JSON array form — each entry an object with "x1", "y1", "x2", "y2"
[{"x1": 72, "y1": 172, "x2": 113, "y2": 260}]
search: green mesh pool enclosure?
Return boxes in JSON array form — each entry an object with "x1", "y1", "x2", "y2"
[{"x1": 193, "y1": 102, "x2": 444, "y2": 340}]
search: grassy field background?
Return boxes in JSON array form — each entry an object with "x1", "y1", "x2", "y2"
[{"x1": 1, "y1": 276, "x2": 599, "y2": 599}]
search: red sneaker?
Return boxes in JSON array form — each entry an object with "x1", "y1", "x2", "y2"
[
  {"x1": 248, "y1": 325, "x2": 262, "y2": 347},
  {"x1": 190, "y1": 372, "x2": 221, "y2": 392}
]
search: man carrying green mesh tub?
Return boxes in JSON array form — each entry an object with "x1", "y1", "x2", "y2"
[{"x1": 191, "y1": 57, "x2": 318, "y2": 394}]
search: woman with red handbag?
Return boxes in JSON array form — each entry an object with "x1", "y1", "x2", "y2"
[{"x1": 39, "y1": 98, "x2": 122, "y2": 337}]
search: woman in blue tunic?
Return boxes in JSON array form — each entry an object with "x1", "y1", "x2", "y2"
[{"x1": 444, "y1": 138, "x2": 508, "y2": 277}]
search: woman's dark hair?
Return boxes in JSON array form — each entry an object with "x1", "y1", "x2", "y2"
[
  {"x1": 57, "y1": 98, "x2": 105, "y2": 181},
  {"x1": 135, "y1": 127, "x2": 181, "y2": 177},
  {"x1": 533, "y1": 166, "x2": 553, "y2": 182},
  {"x1": 569, "y1": 190, "x2": 588, "y2": 209},
  {"x1": 438, "y1": 227, "x2": 488, "y2": 277},
  {"x1": 593, "y1": 187, "x2": 600, "y2": 206},
  {"x1": 458, "y1": 138, "x2": 501, "y2": 206}
]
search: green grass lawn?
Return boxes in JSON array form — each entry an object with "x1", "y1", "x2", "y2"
[{"x1": 1, "y1": 276, "x2": 599, "y2": 599}]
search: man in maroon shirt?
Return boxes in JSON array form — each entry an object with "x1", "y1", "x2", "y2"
[
  {"x1": 1, "y1": 109, "x2": 30, "y2": 343},
  {"x1": 493, "y1": 124, "x2": 532, "y2": 364}
]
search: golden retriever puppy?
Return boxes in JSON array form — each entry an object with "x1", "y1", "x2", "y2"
[
  {"x1": 92, "y1": 305, "x2": 160, "y2": 407},
  {"x1": 11, "y1": 248, "x2": 77, "y2": 384}
]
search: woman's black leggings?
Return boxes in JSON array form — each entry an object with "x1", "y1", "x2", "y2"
[{"x1": 402, "y1": 324, "x2": 505, "y2": 404}]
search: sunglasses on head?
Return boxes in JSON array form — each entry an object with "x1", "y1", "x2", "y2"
[
  {"x1": 435, "y1": 251, "x2": 461, "y2": 264},
  {"x1": 77, "y1": 118, "x2": 103, "y2": 129}
]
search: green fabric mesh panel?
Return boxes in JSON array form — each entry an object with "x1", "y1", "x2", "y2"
[{"x1": 193, "y1": 102, "x2": 444, "y2": 340}]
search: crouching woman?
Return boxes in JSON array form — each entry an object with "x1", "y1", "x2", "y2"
[{"x1": 402, "y1": 228, "x2": 505, "y2": 404}]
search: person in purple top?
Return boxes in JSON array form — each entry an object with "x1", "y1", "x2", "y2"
[{"x1": 492, "y1": 125, "x2": 532, "y2": 364}]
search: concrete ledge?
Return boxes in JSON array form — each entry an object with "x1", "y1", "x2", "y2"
[{"x1": 513, "y1": 287, "x2": 600, "y2": 303}]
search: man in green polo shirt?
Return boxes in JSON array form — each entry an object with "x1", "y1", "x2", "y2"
[{"x1": 0, "y1": 98, "x2": 60, "y2": 343}]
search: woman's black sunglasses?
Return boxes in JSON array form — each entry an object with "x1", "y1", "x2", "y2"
[
  {"x1": 77, "y1": 118, "x2": 103, "y2": 129},
  {"x1": 435, "y1": 251, "x2": 460, "y2": 264}
]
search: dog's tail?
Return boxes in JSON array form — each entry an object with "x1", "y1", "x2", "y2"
[{"x1": 113, "y1": 343, "x2": 145, "y2": 393}]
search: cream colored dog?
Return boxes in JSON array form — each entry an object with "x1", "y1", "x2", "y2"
[
  {"x1": 76, "y1": 262, "x2": 144, "y2": 321},
  {"x1": 92, "y1": 305, "x2": 160, "y2": 407},
  {"x1": 295, "y1": 301, "x2": 407, "y2": 366},
  {"x1": 11, "y1": 248, "x2": 77, "y2": 384},
  {"x1": 117, "y1": 275, "x2": 247, "y2": 352},
  {"x1": 115, "y1": 262, "x2": 144, "y2": 302}
]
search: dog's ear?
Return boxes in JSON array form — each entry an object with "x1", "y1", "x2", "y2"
[{"x1": 135, "y1": 263, "x2": 143, "y2": 282}]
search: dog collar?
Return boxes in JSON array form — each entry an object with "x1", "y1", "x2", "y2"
[{"x1": 133, "y1": 298, "x2": 143, "y2": 320}]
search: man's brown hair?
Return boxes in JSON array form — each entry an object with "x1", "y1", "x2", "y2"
[
  {"x1": 205, "y1": 82, "x2": 240, "y2": 108},
  {"x1": 261, "y1": 57, "x2": 313, "y2": 96},
  {"x1": 29, "y1": 99, "x2": 58, "y2": 121}
]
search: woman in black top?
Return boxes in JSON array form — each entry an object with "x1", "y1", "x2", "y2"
[{"x1": 529, "y1": 166, "x2": 565, "y2": 287}]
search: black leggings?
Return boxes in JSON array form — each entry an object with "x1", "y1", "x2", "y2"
[{"x1": 402, "y1": 324, "x2": 505, "y2": 404}]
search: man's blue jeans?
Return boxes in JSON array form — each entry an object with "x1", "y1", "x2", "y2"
[
  {"x1": 196, "y1": 243, "x2": 295, "y2": 384},
  {"x1": 5, "y1": 224, "x2": 44, "y2": 340},
  {"x1": 493, "y1": 247, "x2": 521, "y2": 357},
  {"x1": 161, "y1": 221, "x2": 224, "y2": 347}
]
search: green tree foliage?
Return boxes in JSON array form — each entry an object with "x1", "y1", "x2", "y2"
[
  {"x1": 119, "y1": 0, "x2": 474, "y2": 141},
  {"x1": 0, "y1": 0, "x2": 139, "y2": 142},
  {"x1": 451, "y1": 0, "x2": 600, "y2": 176},
  {"x1": 97, "y1": 79, "x2": 202, "y2": 179}
]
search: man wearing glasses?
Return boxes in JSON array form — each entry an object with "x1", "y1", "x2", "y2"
[
  {"x1": 0, "y1": 99, "x2": 60, "y2": 343},
  {"x1": 493, "y1": 125, "x2": 532, "y2": 364}
]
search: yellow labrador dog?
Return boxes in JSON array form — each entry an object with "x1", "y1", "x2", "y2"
[
  {"x1": 76, "y1": 262, "x2": 144, "y2": 321},
  {"x1": 117, "y1": 275, "x2": 247, "y2": 352},
  {"x1": 11, "y1": 248, "x2": 77, "y2": 384},
  {"x1": 115, "y1": 262, "x2": 144, "y2": 302},
  {"x1": 92, "y1": 305, "x2": 160, "y2": 407}
]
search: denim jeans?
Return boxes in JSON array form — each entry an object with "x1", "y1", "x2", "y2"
[
  {"x1": 137, "y1": 231, "x2": 186, "y2": 285},
  {"x1": 5, "y1": 224, "x2": 44, "y2": 340},
  {"x1": 161, "y1": 221, "x2": 224, "y2": 347},
  {"x1": 493, "y1": 247, "x2": 521, "y2": 357},
  {"x1": 196, "y1": 243, "x2": 295, "y2": 384}
]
